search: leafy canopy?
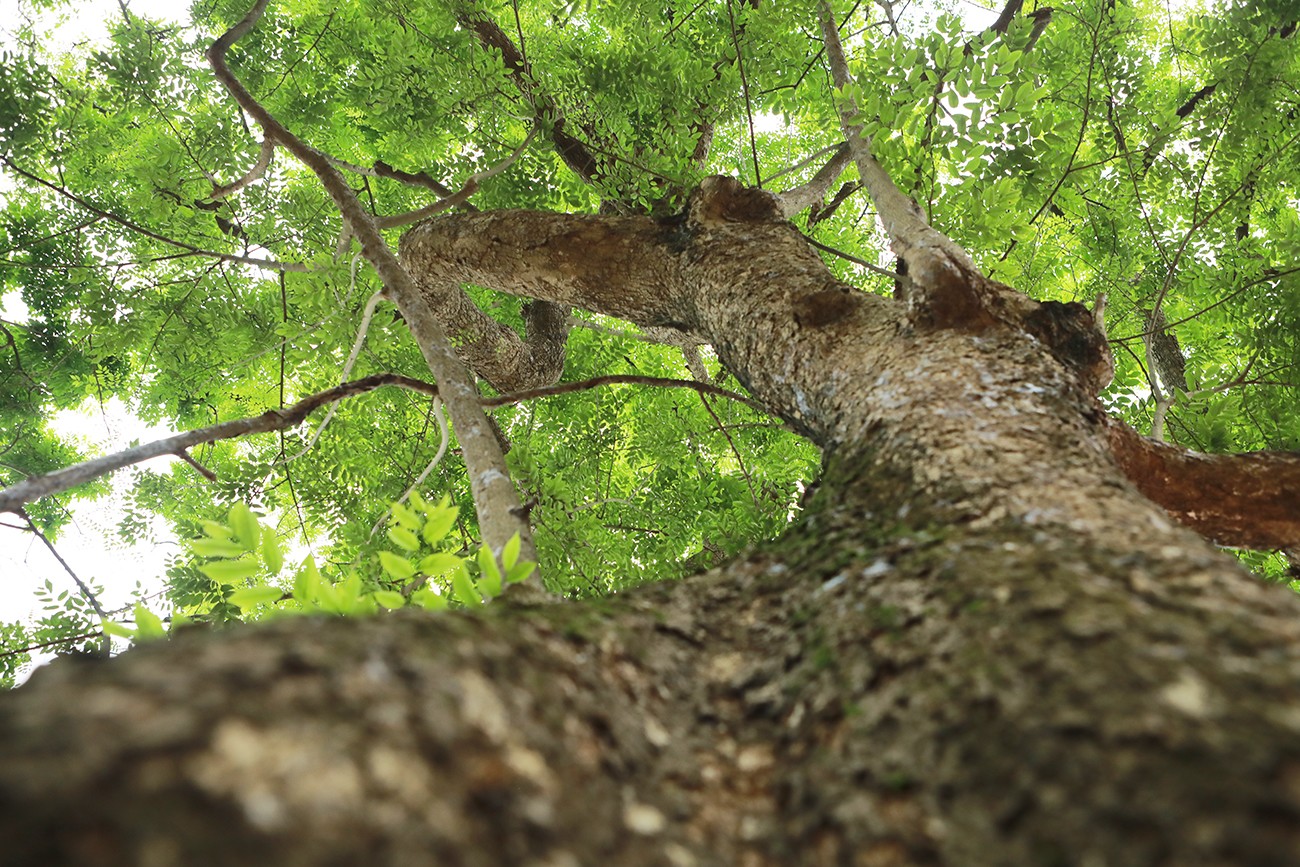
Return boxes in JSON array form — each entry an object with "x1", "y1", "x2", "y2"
[{"x1": 1, "y1": 0, "x2": 1297, "y2": 682}]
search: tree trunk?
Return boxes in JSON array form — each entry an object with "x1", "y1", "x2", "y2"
[{"x1": 3, "y1": 181, "x2": 1299, "y2": 866}]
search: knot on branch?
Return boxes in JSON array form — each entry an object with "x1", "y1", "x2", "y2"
[
  {"x1": 687, "y1": 176, "x2": 783, "y2": 229},
  {"x1": 1022, "y1": 300, "x2": 1114, "y2": 395}
]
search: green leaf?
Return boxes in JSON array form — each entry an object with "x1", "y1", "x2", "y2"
[
  {"x1": 502, "y1": 534, "x2": 522, "y2": 571},
  {"x1": 199, "y1": 558, "x2": 261, "y2": 583},
  {"x1": 390, "y1": 502, "x2": 421, "y2": 531},
  {"x1": 418, "y1": 551, "x2": 463, "y2": 576},
  {"x1": 506, "y1": 561, "x2": 537, "y2": 584},
  {"x1": 189, "y1": 538, "x2": 248, "y2": 558},
  {"x1": 201, "y1": 520, "x2": 234, "y2": 539},
  {"x1": 372, "y1": 589, "x2": 406, "y2": 609},
  {"x1": 478, "y1": 545, "x2": 503, "y2": 599},
  {"x1": 452, "y1": 567, "x2": 483, "y2": 606},
  {"x1": 260, "y1": 527, "x2": 284, "y2": 575},
  {"x1": 387, "y1": 526, "x2": 421, "y2": 552},
  {"x1": 294, "y1": 556, "x2": 323, "y2": 603},
  {"x1": 102, "y1": 619, "x2": 136, "y2": 639},
  {"x1": 133, "y1": 604, "x2": 166, "y2": 640},
  {"x1": 228, "y1": 585, "x2": 285, "y2": 610},
  {"x1": 421, "y1": 499, "x2": 459, "y2": 545},
  {"x1": 378, "y1": 551, "x2": 417, "y2": 580},
  {"x1": 412, "y1": 588, "x2": 448, "y2": 611},
  {"x1": 228, "y1": 503, "x2": 260, "y2": 550}
]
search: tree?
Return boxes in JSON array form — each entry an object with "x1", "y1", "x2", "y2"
[{"x1": 1, "y1": 0, "x2": 1299, "y2": 862}]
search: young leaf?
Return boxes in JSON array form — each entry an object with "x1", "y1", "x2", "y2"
[
  {"x1": 372, "y1": 590, "x2": 406, "y2": 609},
  {"x1": 189, "y1": 538, "x2": 248, "y2": 558},
  {"x1": 201, "y1": 520, "x2": 234, "y2": 539},
  {"x1": 390, "y1": 502, "x2": 422, "y2": 531},
  {"x1": 478, "y1": 545, "x2": 503, "y2": 599},
  {"x1": 378, "y1": 551, "x2": 417, "y2": 581},
  {"x1": 199, "y1": 558, "x2": 261, "y2": 583},
  {"x1": 102, "y1": 619, "x2": 136, "y2": 639},
  {"x1": 133, "y1": 604, "x2": 166, "y2": 641},
  {"x1": 260, "y1": 527, "x2": 284, "y2": 575},
  {"x1": 418, "y1": 551, "x2": 462, "y2": 576},
  {"x1": 421, "y1": 500, "x2": 458, "y2": 545},
  {"x1": 452, "y1": 567, "x2": 483, "y2": 606},
  {"x1": 502, "y1": 534, "x2": 522, "y2": 571},
  {"x1": 506, "y1": 561, "x2": 537, "y2": 584},
  {"x1": 388, "y1": 526, "x2": 421, "y2": 552},
  {"x1": 412, "y1": 588, "x2": 447, "y2": 611},
  {"x1": 228, "y1": 503, "x2": 260, "y2": 550},
  {"x1": 228, "y1": 585, "x2": 285, "y2": 611}
]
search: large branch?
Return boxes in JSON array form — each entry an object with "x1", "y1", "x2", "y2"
[
  {"x1": 1106, "y1": 420, "x2": 1300, "y2": 550},
  {"x1": 208, "y1": 1, "x2": 536, "y2": 567}
]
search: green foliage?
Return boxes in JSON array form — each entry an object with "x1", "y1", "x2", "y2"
[{"x1": 2, "y1": 0, "x2": 1298, "y2": 675}]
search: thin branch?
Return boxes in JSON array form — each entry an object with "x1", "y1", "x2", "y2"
[
  {"x1": 777, "y1": 143, "x2": 852, "y2": 217},
  {"x1": 0, "y1": 373, "x2": 438, "y2": 514},
  {"x1": 0, "y1": 157, "x2": 311, "y2": 273},
  {"x1": 1, "y1": 370, "x2": 773, "y2": 536},
  {"x1": 19, "y1": 511, "x2": 111, "y2": 656},
  {"x1": 209, "y1": 137, "x2": 276, "y2": 200},
  {"x1": 698, "y1": 392, "x2": 760, "y2": 510},
  {"x1": 804, "y1": 236, "x2": 897, "y2": 279},
  {"x1": 208, "y1": 0, "x2": 536, "y2": 569},
  {"x1": 0, "y1": 629, "x2": 106, "y2": 661},
  {"x1": 485, "y1": 374, "x2": 773, "y2": 418},
  {"x1": 724, "y1": 0, "x2": 763, "y2": 187},
  {"x1": 374, "y1": 128, "x2": 536, "y2": 230}
]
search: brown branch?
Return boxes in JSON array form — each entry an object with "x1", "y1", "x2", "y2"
[
  {"x1": 777, "y1": 143, "x2": 852, "y2": 217},
  {"x1": 0, "y1": 629, "x2": 105, "y2": 661},
  {"x1": 0, "y1": 372, "x2": 772, "y2": 519},
  {"x1": 456, "y1": 3, "x2": 602, "y2": 186},
  {"x1": 209, "y1": 137, "x2": 275, "y2": 200},
  {"x1": 0, "y1": 374, "x2": 437, "y2": 514},
  {"x1": 208, "y1": 1, "x2": 536, "y2": 569},
  {"x1": 1106, "y1": 418, "x2": 1300, "y2": 550}
]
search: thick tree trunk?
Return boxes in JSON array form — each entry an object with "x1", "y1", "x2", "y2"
[{"x1": 3, "y1": 182, "x2": 1300, "y2": 865}]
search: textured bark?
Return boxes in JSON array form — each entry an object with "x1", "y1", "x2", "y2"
[{"x1": 3, "y1": 177, "x2": 1300, "y2": 866}]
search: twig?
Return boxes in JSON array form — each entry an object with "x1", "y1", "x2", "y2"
[
  {"x1": 0, "y1": 157, "x2": 310, "y2": 273},
  {"x1": 0, "y1": 629, "x2": 106, "y2": 660},
  {"x1": 804, "y1": 236, "x2": 897, "y2": 279},
  {"x1": 210, "y1": 137, "x2": 276, "y2": 200},
  {"x1": 485, "y1": 374, "x2": 772, "y2": 417},
  {"x1": 19, "y1": 511, "x2": 111, "y2": 656},
  {"x1": 0, "y1": 373, "x2": 438, "y2": 514},
  {"x1": 374, "y1": 128, "x2": 537, "y2": 230},
  {"x1": 0, "y1": 373, "x2": 775, "y2": 515}
]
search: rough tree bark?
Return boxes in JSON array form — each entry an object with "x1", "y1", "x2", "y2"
[{"x1": 3, "y1": 170, "x2": 1300, "y2": 866}]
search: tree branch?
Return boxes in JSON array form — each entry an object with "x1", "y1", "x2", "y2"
[
  {"x1": 0, "y1": 374, "x2": 437, "y2": 515},
  {"x1": 0, "y1": 156, "x2": 310, "y2": 273},
  {"x1": 776, "y1": 143, "x2": 852, "y2": 217},
  {"x1": 1106, "y1": 418, "x2": 1300, "y2": 550},
  {"x1": 0, "y1": 371, "x2": 770, "y2": 521},
  {"x1": 207, "y1": 0, "x2": 537, "y2": 568}
]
